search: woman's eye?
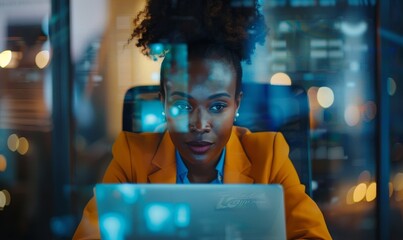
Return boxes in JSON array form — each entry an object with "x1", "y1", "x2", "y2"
[
  {"x1": 174, "y1": 102, "x2": 192, "y2": 112},
  {"x1": 210, "y1": 103, "x2": 227, "y2": 113}
]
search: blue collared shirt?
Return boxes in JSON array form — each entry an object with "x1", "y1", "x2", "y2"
[{"x1": 175, "y1": 148, "x2": 225, "y2": 184}]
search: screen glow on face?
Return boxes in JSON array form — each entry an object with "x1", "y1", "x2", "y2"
[{"x1": 163, "y1": 58, "x2": 240, "y2": 166}]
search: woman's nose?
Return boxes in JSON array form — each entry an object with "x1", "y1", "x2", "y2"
[{"x1": 189, "y1": 108, "x2": 211, "y2": 133}]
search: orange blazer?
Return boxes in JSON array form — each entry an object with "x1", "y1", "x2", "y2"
[{"x1": 73, "y1": 127, "x2": 332, "y2": 239}]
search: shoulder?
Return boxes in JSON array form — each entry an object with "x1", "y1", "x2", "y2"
[
  {"x1": 234, "y1": 127, "x2": 291, "y2": 173},
  {"x1": 116, "y1": 131, "x2": 164, "y2": 145},
  {"x1": 233, "y1": 126, "x2": 288, "y2": 151},
  {"x1": 114, "y1": 131, "x2": 164, "y2": 149}
]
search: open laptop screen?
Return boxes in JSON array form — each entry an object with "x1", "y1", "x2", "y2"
[{"x1": 95, "y1": 184, "x2": 286, "y2": 240}]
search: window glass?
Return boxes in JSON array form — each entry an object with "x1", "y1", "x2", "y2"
[
  {"x1": 70, "y1": 1, "x2": 380, "y2": 239},
  {"x1": 0, "y1": 0, "x2": 53, "y2": 238}
]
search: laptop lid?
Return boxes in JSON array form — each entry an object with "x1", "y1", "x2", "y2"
[{"x1": 95, "y1": 184, "x2": 286, "y2": 240}]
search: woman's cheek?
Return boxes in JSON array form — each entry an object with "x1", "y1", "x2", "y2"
[{"x1": 167, "y1": 116, "x2": 190, "y2": 133}]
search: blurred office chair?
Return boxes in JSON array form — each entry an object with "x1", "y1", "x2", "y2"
[{"x1": 122, "y1": 83, "x2": 312, "y2": 196}]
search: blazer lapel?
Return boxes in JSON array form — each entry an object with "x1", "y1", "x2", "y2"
[
  {"x1": 147, "y1": 128, "x2": 254, "y2": 184},
  {"x1": 148, "y1": 131, "x2": 177, "y2": 183},
  {"x1": 224, "y1": 128, "x2": 254, "y2": 183}
]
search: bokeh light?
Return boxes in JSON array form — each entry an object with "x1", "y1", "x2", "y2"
[
  {"x1": 0, "y1": 191, "x2": 6, "y2": 209},
  {"x1": 100, "y1": 213, "x2": 126, "y2": 240},
  {"x1": 395, "y1": 189, "x2": 403, "y2": 202},
  {"x1": 17, "y1": 137, "x2": 30, "y2": 155},
  {"x1": 144, "y1": 114, "x2": 158, "y2": 126},
  {"x1": 393, "y1": 172, "x2": 403, "y2": 191},
  {"x1": 362, "y1": 101, "x2": 377, "y2": 121},
  {"x1": 344, "y1": 104, "x2": 361, "y2": 126},
  {"x1": 387, "y1": 77, "x2": 396, "y2": 96},
  {"x1": 7, "y1": 134, "x2": 19, "y2": 152},
  {"x1": 1, "y1": 190, "x2": 11, "y2": 206},
  {"x1": 35, "y1": 50, "x2": 50, "y2": 69},
  {"x1": 175, "y1": 204, "x2": 190, "y2": 228},
  {"x1": 270, "y1": 72, "x2": 292, "y2": 86},
  {"x1": 340, "y1": 21, "x2": 368, "y2": 37},
  {"x1": 0, "y1": 155, "x2": 7, "y2": 172},
  {"x1": 170, "y1": 106, "x2": 179, "y2": 117},
  {"x1": 353, "y1": 183, "x2": 367, "y2": 203},
  {"x1": 145, "y1": 204, "x2": 171, "y2": 232},
  {"x1": 317, "y1": 87, "x2": 334, "y2": 108},
  {"x1": 365, "y1": 182, "x2": 376, "y2": 202},
  {"x1": 0, "y1": 50, "x2": 12, "y2": 68}
]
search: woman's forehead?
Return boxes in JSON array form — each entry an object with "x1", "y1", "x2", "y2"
[{"x1": 165, "y1": 58, "x2": 236, "y2": 90}]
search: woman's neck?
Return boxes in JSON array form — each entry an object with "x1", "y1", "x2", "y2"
[
  {"x1": 184, "y1": 160, "x2": 218, "y2": 183},
  {"x1": 187, "y1": 168, "x2": 217, "y2": 183}
]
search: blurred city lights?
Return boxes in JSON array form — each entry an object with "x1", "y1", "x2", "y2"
[
  {"x1": 0, "y1": 191, "x2": 6, "y2": 209},
  {"x1": 7, "y1": 134, "x2": 30, "y2": 155},
  {"x1": 311, "y1": 180, "x2": 318, "y2": 191},
  {"x1": 387, "y1": 77, "x2": 397, "y2": 96},
  {"x1": 317, "y1": 87, "x2": 334, "y2": 108},
  {"x1": 0, "y1": 51, "x2": 21, "y2": 68},
  {"x1": 363, "y1": 101, "x2": 377, "y2": 121},
  {"x1": 117, "y1": 184, "x2": 138, "y2": 204},
  {"x1": 100, "y1": 213, "x2": 126, "y2": 240},
  {"x1": 1, "y1": 190, "x2": 10, "y2": 206},
  {"x1": 35, "y1": 50, "x2": 50, "y2": 69},
  {"x1": 353, "y1": 183, "x2": 367, "y2": 203},
  {"x1": 344, "y1": 104, "x2": 361, "y2": 126},
  {"x1": 395, "y1": 189, "x2": 403, "y2": 202},
  {"x1": 170, "y1": 106, "x2": 179, "y2": 117},
  {"x1": 270, "y1": 72, "x2": 292, "y2": 85},
  {"x1": 0, "y1": 50, "x2": 12, "y2": 68},
  {"x1": 0, "y1": 155, "x2": 6, "y2": 172},
  {"x1": 365, "y1": 182, "x2": 376, "y2": 202},
  {"x1": 278, "y1": 21, "x2": 291, "y2": 33},
  {"x1": 17, "y1": 137, "x2": 29, "y2": 155},
  {"x1": 145, "y1": 204, "x2": 172, "y2": 232},
  {"x1": 345, "y1": 171, "x2": 400, "y2": 205},
  {"x1": 7, "y1": 134, "x2": 19, "y2": 152},
  {"x1": 174, "y1": 204, "x2": 190, "y2": 228},
  {"x1": 349, "y1": 61, "x2": 360, "y2": 72},
  {"x1": 144, "y1": 114, "x2": 158, "y2": 126},
  {"x1": 340, "y1": 21, "x2": 368, "y2": 37},
  {"x1": 393, "y1": 172, "x2": 403, "y2": 191}
]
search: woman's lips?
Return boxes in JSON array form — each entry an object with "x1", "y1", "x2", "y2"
[{"x1": 187, "y1": 141, "x2": 212, "y2": 154}]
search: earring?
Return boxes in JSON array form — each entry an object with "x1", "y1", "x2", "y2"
[
  {"x1": 162, "y1": 111, "x2": 166, "y2": 121},
  {"x1": 234, "y1": 112, "x2": 239, "y2": 122}
]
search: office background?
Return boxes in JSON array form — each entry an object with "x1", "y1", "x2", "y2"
[{"x1": 0, "y1": 0, "x2": 402, "y2": 239}]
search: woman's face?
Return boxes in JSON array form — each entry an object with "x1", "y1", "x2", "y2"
[{"x1": 163, "y1": 57, "x2": 241, "y2": 166}]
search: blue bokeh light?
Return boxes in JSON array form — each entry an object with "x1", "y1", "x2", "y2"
[
  {"x1": 175, "y1": 204, "x2": 190, "y2": 228},
  {"x1": 144, "y1": 204, "x2": 172, "y2": 233},
  {"x1": 117, "y1": 184, "x2": 139, "y2": 204},
  {"x1": 100, "y1": 213, "x2": 126, "y2": 240}
]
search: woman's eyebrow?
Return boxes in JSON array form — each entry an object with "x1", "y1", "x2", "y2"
[
  {"x1": 208, "y1": 93, "x2": 231, "y2": 100},
  {"x1": 170, "y1": 91, "x2": 231, "y2": 99},
  {"x1": 170, "y1": 91, "x2": 193, "y2": 99}
]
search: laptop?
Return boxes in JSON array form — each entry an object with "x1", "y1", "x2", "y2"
[{"x1": 95, "y1": 184, "x2": 286, "y2": 240}]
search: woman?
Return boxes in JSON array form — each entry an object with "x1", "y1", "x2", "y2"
[{"x1": 74, "y1": 0, "x2": 331, "y2": 239}]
